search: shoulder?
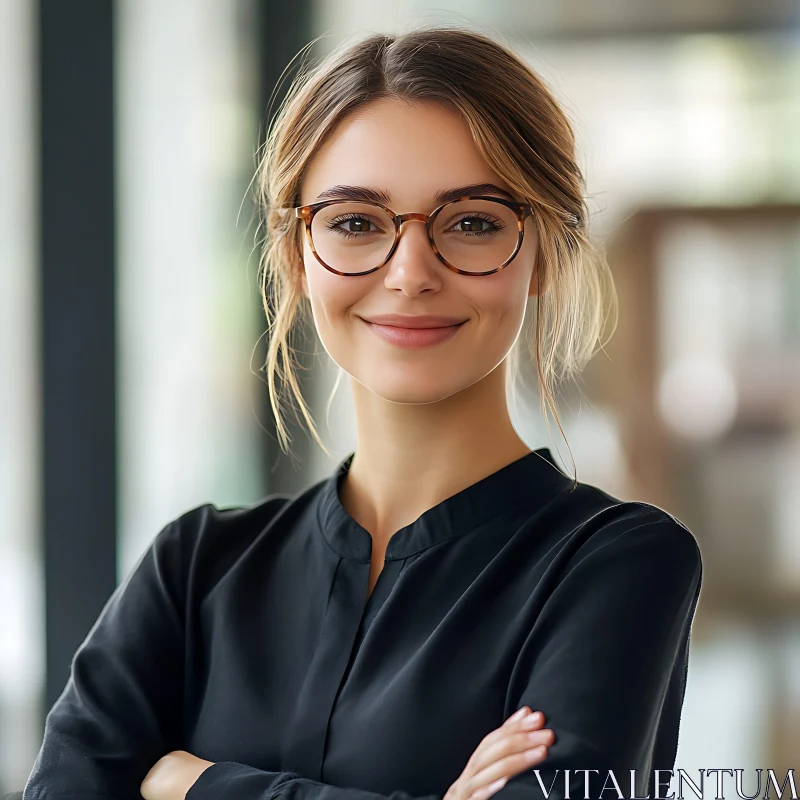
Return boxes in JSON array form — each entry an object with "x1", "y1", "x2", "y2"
[
  {"x1": 170, "y1": 493, "x2": 295, "y2": 549},
  {"x1": 153, "y1": 492, "x2": 293, "y2": 551},
  {"x1": 552, "y1": 481, "x2": 703, "y2": 586},
  {"x1": 144, "y1": 491, "x2": 302, "y2": 605},
  {"x1": 523, "y1": 482, "x2": 704, "y2": 628}
]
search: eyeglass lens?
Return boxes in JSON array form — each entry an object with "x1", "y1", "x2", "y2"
[{"x1": 309, "y1": 200, "x2": 520, "y2": 274}]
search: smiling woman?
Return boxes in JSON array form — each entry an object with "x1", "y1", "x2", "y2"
[
  {"x1": 260, "y1": 35, "x2": 612, "y2": 467},
  {"x1": 290, "y1": 98, "x2": 544, "y2": 414},
  {"x1": 24, "y1": 25, "x2": 702, "y2": 800}
]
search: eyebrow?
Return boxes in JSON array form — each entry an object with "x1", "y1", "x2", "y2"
[{"x1": 312, "y1": 182, "x2": 516, "y2": 206}]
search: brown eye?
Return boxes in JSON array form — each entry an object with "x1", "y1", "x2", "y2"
[
  {"x1": 447, "y1": 214, "x2": 502, "y2": 236},
  {"x1": 326, "y1": 214, "x2": 382, "y2": 236},
  {"x1": 345, "y1": 218, "x2": 370, "y2": 233},
  {"x1": 457, "y1": 217, "x2": 487, "y2": 232}
]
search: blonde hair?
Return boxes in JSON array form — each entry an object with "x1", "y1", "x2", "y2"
[{"x1": 254, "y1": 25, "x2": 617, "y2": 478}]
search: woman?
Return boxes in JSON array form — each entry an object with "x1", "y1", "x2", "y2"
[{"x1": 24, "y1": 26, "x2": 702, "y2": 800}]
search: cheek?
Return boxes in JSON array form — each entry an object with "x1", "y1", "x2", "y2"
[
  {"x1": 302, "y1": 256, "x2": 365, "y2": 349},
  {"x1": 464, "y1": 268, "x2": 530, "y2": 322},
  {"x1": 306, "y1": 277, "x2": 352, "y2": 326},
  {"x1": 303, "y1": 245, "x2": 349, "y2": 310}
]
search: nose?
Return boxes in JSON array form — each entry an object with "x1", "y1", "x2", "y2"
[{"x1": 382, "y1": 217, "x2": 443, "y2": 296}]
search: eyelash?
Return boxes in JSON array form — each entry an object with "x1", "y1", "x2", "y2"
[
  {"x1": 449, "y1": 213, "x2": 503, "y2": 237},
  {"x1": 325, "y1": 213, "x2": 377, "y2": 237}
]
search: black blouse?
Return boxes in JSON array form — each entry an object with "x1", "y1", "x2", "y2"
[{"x1": 24, "y1": 447, "x2": 703, "y2": 800}]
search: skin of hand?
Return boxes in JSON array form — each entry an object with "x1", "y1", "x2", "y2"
[
  {"x1": 140, "y1": 750, "x2": 215, "y2": 800},
  {"x1": 444, "y1": 706, "x2": 555, "y2": 800}
]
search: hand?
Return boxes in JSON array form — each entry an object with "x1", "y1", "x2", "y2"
[
  {"x1": 140, "y1": 750, "x2": 215, "y2": 800},
  {"x1": 444, "y1": 706, "x2": 555, "y2": 800}
]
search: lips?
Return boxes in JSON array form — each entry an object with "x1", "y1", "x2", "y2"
[{"x1": 361, "y1": 318, "x2": 467, "y2": 350}]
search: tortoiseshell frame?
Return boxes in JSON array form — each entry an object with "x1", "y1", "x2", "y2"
[{"x1": 293, "y1": 195, "x2": 534, "y2": 277}]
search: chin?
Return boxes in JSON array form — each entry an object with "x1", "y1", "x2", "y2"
[{"x1": 353, "y1": 367, "x2": 480, "y2": 405}]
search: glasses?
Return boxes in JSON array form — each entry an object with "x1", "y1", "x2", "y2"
[{"x1": 293, "y1": 196, "x2": 534, "y2": 277}]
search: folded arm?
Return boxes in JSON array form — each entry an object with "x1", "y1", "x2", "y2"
[
  {"x1": 24, "y1": 505, "x2": 701, "y2": 800},
  {"x1": 185, "y1": 508, "x2": 702, "y2": 800},
  {"x1": 23, "y1": 519, "x2": 188, "y2": 800}
]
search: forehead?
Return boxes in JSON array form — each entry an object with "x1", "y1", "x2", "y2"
[{"x1": 299, "y1": 98, "x2": 513, "y2": 207}]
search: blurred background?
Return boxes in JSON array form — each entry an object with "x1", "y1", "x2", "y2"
[{"x1": 2, "y1": 0, "x2": 799, "y2": 793}]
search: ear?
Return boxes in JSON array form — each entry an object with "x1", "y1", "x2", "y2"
[
  {"x1": 300, "y1": 265, "x2": 309, "y2": 298},
  {"x1": 525, "y1": 218, "x2": 542, "y2": 298},
  {"x1": 528, "y1": 254, "x2": 543, "y2": 297}
]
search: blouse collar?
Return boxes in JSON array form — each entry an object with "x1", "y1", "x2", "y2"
[{"x1": 315, "y1": 447, "x2": 574, "y2": 561}]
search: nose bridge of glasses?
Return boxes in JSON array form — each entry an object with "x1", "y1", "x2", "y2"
[
  {"x1": 391, "y1": 212, "x2": 436, "y2": 260},
  {"x1": 386, "y1": 212, "x2": 438, "y2": 270},
  {"x1": 395, "y1": 212, "x2": 430, "y2": 227}
]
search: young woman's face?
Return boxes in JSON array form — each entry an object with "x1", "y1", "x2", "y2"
[{"x1": 298, "y1": 97, "x2": 539, "y2": 404}]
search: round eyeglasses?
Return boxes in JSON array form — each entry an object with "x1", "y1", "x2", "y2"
[{"x1": 293, "y1": 195, "x2": 534, "y2": 277}]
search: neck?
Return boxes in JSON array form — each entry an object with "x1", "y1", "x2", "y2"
[{"x1": 340, "y1": 364, "x2": 532, "y2": 550}]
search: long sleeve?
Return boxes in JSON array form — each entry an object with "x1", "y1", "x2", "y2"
[
  {"x1": 22, "y1": 454, "x2": 702, "y2": 800},
  {"x1": 501, "y1": 508, "x2": 703, "y2": 799},
  {"x1": 186, "y1": 507, "x2": 702, "y2": 800},
  {"x1": 23, "y1": 519, "x2": 188, "y2": 800},
  {"x1": 187, "y1": 765, "x2": 441, "y2": 800}
]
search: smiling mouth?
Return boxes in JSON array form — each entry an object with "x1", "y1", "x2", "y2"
[{"x1": 362, "y1": 319, "x2": 467, "y2": 350}]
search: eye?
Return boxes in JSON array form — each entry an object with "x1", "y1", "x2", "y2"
[
  {"x1": 326, "y1": 214, "x2": 384, "y2": 237},
  {"x1": 447, "y1": 213, "x2": 504, "y2": 237}
]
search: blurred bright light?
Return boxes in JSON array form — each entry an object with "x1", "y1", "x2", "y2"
[
  {"x1": 560, "y1": 405, "x2": 629, "y2": 496},
  {"x1": 658, "y1": 356, "x2": 738, "y2": 441}
]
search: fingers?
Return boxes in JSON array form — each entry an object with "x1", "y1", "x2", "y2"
[
  {"x1": 467, "y1": 775, "x2": 508, "y2": 800},
  {"x1": 470, "y1": 738, "x2": 550, "y2": 784},
  {"x1": 482, "y1": 727, "x2": 555, "y2": 765},
  {"x1": 459, "y1": 711, "x2": 556, "y2": 800},
  {"x1": 467, "y1": 728, "x2": 554, "y2": 785},
  {"x1": 481, "y1": 709, "x2": 545, "y2": 753},
  {"x1": 461, "y1": 743, "x2": 548, "y2": 800},
  {"x1": 501, "y1": 706, "x2": 530, "y2": 726}
]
